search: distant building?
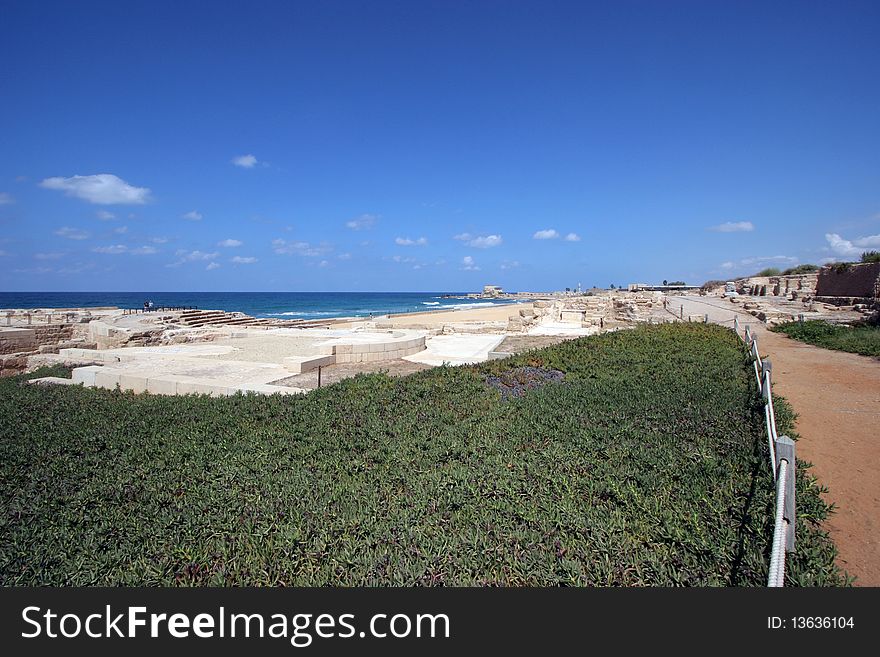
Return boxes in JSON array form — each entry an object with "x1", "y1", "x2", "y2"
[{"x1": 482, "y1": 285, "x2": 503, "y2": 297}]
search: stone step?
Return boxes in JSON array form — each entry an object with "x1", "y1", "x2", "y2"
[{"x1": 27, "y1": 376, "x2": 79, "y2": 386}]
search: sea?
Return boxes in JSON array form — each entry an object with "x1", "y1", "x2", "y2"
[{"x1": 0, "y1": 292, "x2": 523, "y2": 320}]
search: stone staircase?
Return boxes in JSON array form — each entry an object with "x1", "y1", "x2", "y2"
[
  {"x1": 177, "y1": 309, "x2": 274, "y2": 328},
  {"x1": 176, "y1": 309, "x2": 342, "y2": 330}
]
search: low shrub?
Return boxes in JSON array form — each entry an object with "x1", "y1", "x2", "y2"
[
  {"x1": 771, "y1": 320, "x2": 880, "y2": 358},
  {"x1": 0, "y1": 324, "x2": 846, "y2": 585}
]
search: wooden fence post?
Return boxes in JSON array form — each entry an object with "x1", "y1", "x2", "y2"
[{"x1": 775, "y1": 436, "x2": 796, "y2": 552}]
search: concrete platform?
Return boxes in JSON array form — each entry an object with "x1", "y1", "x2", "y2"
[
  {"x1": 404, "y1": 334, "x2": 505, "y2": 366},
  {"x1": 68, "y1": 358, "x2": 304, "y2": 397},
  {"x1": 52, "y1": 327, "x2": 429, "y2": 396}
]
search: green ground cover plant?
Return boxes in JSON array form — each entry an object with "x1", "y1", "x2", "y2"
[
  {"x1": 771, "y1": 320, "x2": 880, "y2": 358},
  {"x1": 0, "y1": 324, "x2": 846, "y2": 586}
]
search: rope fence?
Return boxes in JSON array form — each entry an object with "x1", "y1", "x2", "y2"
[{"x1": 733, "y1": 316, "x2": 797, "y2": 587}]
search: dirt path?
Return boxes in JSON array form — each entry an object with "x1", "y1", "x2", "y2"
[{"x1": 678, "y1": 296, "x2": 880, "y2": 585}]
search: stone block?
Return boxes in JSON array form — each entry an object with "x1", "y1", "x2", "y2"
[
  {"x1": 118, "y1": 374, "x2": 149, "y2": 394},
  {"x1": 283, "y1": 354, "x2": 336, "y2": 374},
  {"x1": 146, "y1": 377, "x2": 179, "y2": 395},
  {"x1": 28, "y1": 376, "x2": 78, "y2": 386},
  {"x1": 175, "y1": 380, "x2": 231, "y2": 396},
  {"x1": 94, "y1": 369, "x2": 121, "y2": 389},
  {"x1": 72, "y1": 365, "x2": 102, "y2": 387}
]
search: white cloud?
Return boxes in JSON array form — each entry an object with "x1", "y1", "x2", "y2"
[
  {"x1": 113, "y1": 226, "x2": 128, "y2": 234},
  {"x1": 272, "y1": 238, "x2": 332, "y2": 257},
  {"x1": 54, "y1": 226, "x2": 89, "y2": 240},
  {"x1": 346, "y1": 213, "x2": 378, "y2": 230},
  {"x1": 231, "y1": 256, "x2": 257, "y2": 264},
  {"x1": 319, "y1": 260, "x2": 329, "y2": 268},
  {"x1": 395, "y1": 236, "x2": 428, "y2": 246},
  {"x1": 96, "y1": 210, "x2": 115, "y2": 220},
  {"x1": 825, "y1": 232, "x2": 880, "y2": 258},
  {"x1": 182, "y1": 210, "x2": 203, "y2": 221},
  {"x1": 40, "y1": 174, "x2": 151, "y2": 205},
  {"x1": 232, "y1": 154, "x2": 258, "y2": 168},
  {"x1": 337, "y1": 252, "x2": 352, "y2": 260},
  {"x1": 709, "y1": 221, "x2": 754, "y2": 233},
  {"x1": 0, "y1": 192, "x2": 14, "y2": 205},
  {"x1": 391, "y1": 255, "x2": 416, "y2": 264},
  {"x1": 461, "y1": 255, "x2": 480, "y2": 271},
  {"x1": 91, "y1": 244, "x2": 156, "y2": 256},
  {"x1": 149, "y1": 236, "x2": 169, "y2": 244},
  {"x1": 453, "y1": 232, "x2": 503, "y2": 248},
  {"x1": 533, "y1": 229, "x2": 559, "y2": 240},
  {"x1": 34, "y1": 252, "x2": 65, "y2": 260},
  {"x1": 500, "y1": 260, "x2": 520, "y2": 270},
  {"x1": 167, "y1": 249, "x2": 220, "y2": 267},
  {"x1": 57, "y1": 262, "x2": 97, "y2": 275},
  {"x1": 718, "y1": 255, "x2": 798, "y2": 273},
  {"x1": 218, "y1": 238, "x2": 242, "y2": 247},
  {"x1": 564, "y1": 232, "x2": 581, "y2": 242},
  {"x1": 469, "y1": 234, "x2": 502, "y2": 248},
  {"x1": 92, "y1": 244, "x2": 129, "y2": 254},
  {"x1": 206, "y1": 262, "x2": 220, "y2": 271}
]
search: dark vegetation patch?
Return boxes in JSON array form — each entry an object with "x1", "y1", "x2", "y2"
[
  {"x1": 771, "y1": 320, "x2": 880, "y2": 358},
  {"x1": 485, "y1": 366, "x2": 565, "y2": 400},
  {"x1": 0, "y1": 325, "x2": 847, "y2": 585}
]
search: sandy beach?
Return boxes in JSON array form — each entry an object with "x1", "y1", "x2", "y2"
[{"x1": 337, "y1": 301, "x2": 535, "y2": 327}]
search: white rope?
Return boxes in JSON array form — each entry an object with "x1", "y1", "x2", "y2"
[
  {"x1": 764, "y1": 405, "x2": 777, "y2": 480},
  {"x1": 768, "y1": 459, "x2": 789, "y2": 587},
  {"x1": 727, "y1": 319, "x2": 792, "y2": 586},
  {"x1": 767, "y1": 390, "x2": 779, "y2": 442}
]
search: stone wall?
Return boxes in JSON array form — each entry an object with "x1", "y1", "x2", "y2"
[
  {"x1": 737, "y1": 273, "x2": 818, "y2": 297},
  {"x1": 816, "y1": 262, "x2": 880, "y2": 299},
  {"x1": 0, "y1": 324, "x2": 87, "y2": 374},
  {"x1": 0, "y1": 328, "x2": 36, "y2": 355},
  {"x1": 334, "y1": 336, "x2": 426, "y2": 363},
  {"x1": 0, "y1": 353, "x2": 30, "y2": 377},
  {"x1": 33, "y1": 324, "x2": 75, "y2": 345}
]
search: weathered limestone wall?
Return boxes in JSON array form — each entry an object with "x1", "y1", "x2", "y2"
[
  {"x1": 33, "y1": 324, "x2": 75, "y2": 345},
  {"x1": 816, "y1": 262, "x2": 880, "y2": 299},
  {"x1": 737, "y1": 273, "x2": 818, "y2": 298},
  {"x1": 1, "y1": 324, "x2": 95, "y2": 375},
  {"x1": 0, "y1": 328, "x2": 36, "y2": 355}
]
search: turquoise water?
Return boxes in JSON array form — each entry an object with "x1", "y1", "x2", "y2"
[{"x1": 0, "y1": 291, "x2": 521, "y2": 319}]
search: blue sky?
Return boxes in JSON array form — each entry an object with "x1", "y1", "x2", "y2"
[{"x1": 1, "y1": 0, "x2": 878, "y2": 292}]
